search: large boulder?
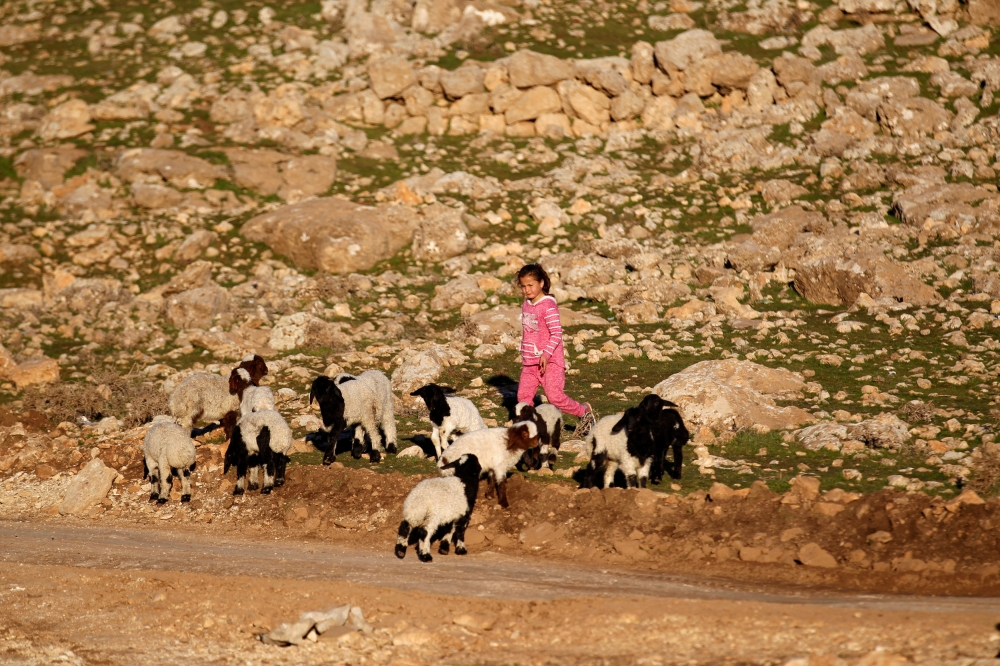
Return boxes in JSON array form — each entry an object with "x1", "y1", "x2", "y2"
[
  {"x1": 279, "y1": 154, "x2": 338, "y2": 200},
  {"x1": 440, "y1": 66, "x2": 485, "y2": 99},
  {"x1": 391, "y1": 345, "x2": 467, "y2": 399},
  {"x1": 504, "y1": 86, "x2": 563, "y2": 124},
  {"x1": 654, "y1": 29, "x2": 721, "y2": 72},
  {"x1": 891, "y1": 182, "x2": 1000, "y2": 228},
  {"x1": 411, "y1": 203, "x2": 469, "y2": 262},
  {"x1": 653, "y1": 360, "x2": 814, "y2": 432},
  {"x1": 117, "y1": 149, "x2": 229, "y2": 189},
  {"x1": 877, "y1": 97, "x2": 952, "y2": 136},
  {"x1": 0, "y1": 243, "x2": 41, "y2": 264},
  {"x1": 268, "y1": 312, "x2": 351, "y2": 351},
  {"x1": 241, "y1": 198, "x2": 417, "y2": 274},
  {"x1": 59, "y1": 458, "x2": 118, "y2": 516},
  {"x1": 793, "y1": 251, "x2": 942, "y2": 306},
  {"x1": 368, "y1": 55, "x2": 417, "y2": 99},
  {"x1": 90, "y1": 82, "x2": 161, "y2": 121},
  {"x1": 14, "y1": 147, "x2": 87, "y2": 189},
  {"x1": 507, "y1": 50, "x2": 574, "y2": 88}
]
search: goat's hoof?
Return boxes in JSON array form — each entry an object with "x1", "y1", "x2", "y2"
[
  {"x1": 394, "y1": 545, "x2": 407, "y2": 559},
  {"x1": 233, "y1": 487, "x2": 245, "y2": 496},
  {"x1": 248, "y1": 483, "x2": 259, "y2": 491},
  {"x1": 156, "y1": 497, "x2": 168, "y2": 505},
  {"x1": 455, "y1": 545, "x2": 467, "y2": 556},
  {"x1": 369, "y1": 450, "x2": 382, "y2": 464},
  {"x1": 321, "y1": 456, "x2": 335, "y2": 466},
  {"x1": 438, "y1": 542, "x2": 451, "y2": 555},
  {"x1": 149, "y1": 494, "x2": 159, "y2": 502},
  {"x1": 274, "y1": 479, "x2": 285, "y2": 487},
  {"x1": 386, "y1": 443, "x2": 398, "y2": 454},
  {"x1": 180, "y1": 494, "x2": 191, "y2": 503},
  {"x1": 417, "y1": 552, "x2": 433, "y2": 563},
  {"x1": 260, "y1": 487, "x2": 272, "y2": 495}
]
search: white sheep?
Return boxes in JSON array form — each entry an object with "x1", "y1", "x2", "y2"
[
  {"x1": 515, "y1": 402, "x2": 563, "y2": 468},
  {"x1": 309, "y1": 373, "x2": 393, "y2": 463},
  {"x1": 240, "y1": 385, "x2": 275, "y2": 416},
  {"x1": 335, "y1": 370, "x2": 398, "y2": 455},
  {"x1": 410, "y1": 383, "x2": 487, "y2": 459},
  {"x1": 224, "y1": 409, "x2": 293, "y2": 495},
  {"x1": 143, "y1": 421, "x2": 197, "y2": 503},
  {"x1": 396, "y1": 453, "x2": 482, "y2": 562},
  {"x1": 437, "y1": 421, "x2": 539, "y2": 508},
  {"x1": 168, "y1": 367, "x2": 252, "y2": 435}
]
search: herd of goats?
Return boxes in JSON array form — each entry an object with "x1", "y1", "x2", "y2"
[{"x1": 142, "y1": 354, "x2": 690, "y2": 562}]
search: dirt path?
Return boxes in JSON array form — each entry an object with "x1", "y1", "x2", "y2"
[
  {"x1": 1, "y1": 520, "x2": 999, "y2": 666},
  {"x1": 2, "y1": 520, "x2": 998, "y2": 614}
]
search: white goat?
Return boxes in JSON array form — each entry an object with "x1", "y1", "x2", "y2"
[
  {"x1": 143, "y1": 422, "x2": 197, "y2": 503},
  {"x1": 438, "y1": 421, "x2": 539, "y2": 508},
  {"x1": 225, "y1": 409, "x2": 293, "y2": 495},
  {"x1": 240, "y1": 385, "x2": 275, "y2": 416}
]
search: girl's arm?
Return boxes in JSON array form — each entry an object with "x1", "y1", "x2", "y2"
[{"x1": 540, "y1": 301, "x2": 563, "y2": 360}]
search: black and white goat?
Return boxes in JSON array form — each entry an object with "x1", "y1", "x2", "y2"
[
  {"x1": 308, "y1": 372, "x2": 395, "y2": 464},
  {"x1": 410, "y1": 383, "x2": 487, "y2": 459},
  {"x1": 583, "y1": 395, "x2": 688, "y2": 489},
  {"x1": 143, "y1": 422, "x2": 197, "y2": 503},
  {"x1": 515, "y1": 402, "x2": 562, "y2": 469},
  {"x1": 240, "y1": 385, "x2": 275, "y2": 416},
  {"x1": 224, "y1": 409, "x2": 293, "y2": 495},
  {"x1": 395, "y1": 453, "x2": 482, "y2": 562},
  {"x1": 438, "y1": 421, "x2": 540, "y2": 508},
  {"x1": 237, "y1": 353, "x2": 269, "y2": 385}
]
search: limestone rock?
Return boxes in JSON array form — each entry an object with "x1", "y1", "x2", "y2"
[
  {"x1": 877, "y1": 97, "x2": 952, "y2": 136},
  {"x1": 279, "y1": 155, "x2": 338, "y2": 200},
  {"x1": 431, "y1": 276, "x2": 486, "y2": 311},
  {"x1": 504, "y1": 86, "x2": 563, "y2": 124},
  {"x1": 368, "y1": 55, "x2": 417, "y2": 99},
  {"x1": 164, "y1": 285, "x2": 231, "y2": 329},
  {"x1": 8, "y1": 356, "x2": 60, "y2": 389},
  {"x1": 91, "y1": 82, "x2": 161, "y2": 121},
  {"x1": 507, "y1": 50, "x2": 574, "y2": 88},
  {"x1": 392, "y1": 345, "x2": 467, "y2": 398},
  {"x1": 0, "y1": 243, "x2": 41, "y2": 264},
  {"x1": 846, "y1": 413, "x2": 909, "y2": 449},
  {"x1": 38, "y1": 100, "x2": 94, "y2": 141},
  {"x1": 117, "y1": 149, "x2": 229, "y2": 190},
  {"x1": 654, "y1": 29, "x2": 722, "y2": 72},
  {"x1": 440, "y1": 66, "x2": 485, "y2": 99},
  {"x1": 14, "y1": 147, "x2": 87, "y2": 189},
  {"x1": 241, "y1": 199, "x2": 417, "y2": 274},
  {"x1": 411, "y1": 203, "x2": 469, "y2": 262},
  {"x1": 173, "y1": 230, "x2": 217, "y2": 265},
  {"x1": 761, "y1": 179, "x2": 808, "y2": 206},
  {"x1": 269, "y1": 312, "x2": 351, "y2": 351},
  {"x1": 793, "y1": 251, "x2": 942, "y2": 306},
  {"x1": 59, "y1": 459, "x2": 118, "y2": 516},
  {"x1": 798, "y1": 542, "x2": 838, "y2": 568},
  {"x1": 653, "y1": 359, "x2": 814, "y2": 432}
]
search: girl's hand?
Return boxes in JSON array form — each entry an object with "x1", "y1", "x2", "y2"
[{"x1": 539, "y1": 356, "x2": 548, "y2": 376}]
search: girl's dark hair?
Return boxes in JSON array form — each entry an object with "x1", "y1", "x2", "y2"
[{"x1": 517, "y1": 263, "x2": 551, "y2": 294}]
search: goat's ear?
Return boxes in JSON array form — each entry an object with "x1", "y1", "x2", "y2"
[
  {"x1": 228, "y1": 370, "x2": 239, "y2": 395},
  {"x1": 611, "y1": 411, "x2": 631, "y2": 434},
  {"x1": 409, "y1": 386, "x2": 426, "y2": 398},
  {"x1": 441, "y1": 386, "x2": 456, "y2": 394}
]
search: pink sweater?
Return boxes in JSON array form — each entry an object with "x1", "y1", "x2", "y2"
[{"x1": 520, "y1": 295, "x2": 565, "y2": 366}]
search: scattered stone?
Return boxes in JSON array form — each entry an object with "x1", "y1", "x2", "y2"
[{"x1": 58, "y1": 459, "x2": 117, "y2": 516}]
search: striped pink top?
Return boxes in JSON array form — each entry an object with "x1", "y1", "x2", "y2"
[{"x1": 520, "y1": 295, "x2": 565, "y2": 366}]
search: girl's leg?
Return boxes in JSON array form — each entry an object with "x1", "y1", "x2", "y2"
[
  {"x1": 517, "y1": 364, "x2": 542, "y2": 404},
  {"x1": 540, "y1": 364, "x2": 587, "y2": 418}
]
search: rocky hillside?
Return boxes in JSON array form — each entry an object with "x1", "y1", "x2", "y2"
[{"x1": 0, "y1": 0, "x2": 999, "y2": 498}]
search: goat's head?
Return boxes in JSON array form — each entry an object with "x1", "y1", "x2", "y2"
[
  {"x1": 441, "y1": 453, "x2": 483, "y2": 485},
  {"x1": 506, "y1": 420, "x2": 541, "y2": 469},
  {"x1": 238, "y1": 354, "x2": 269, "y2": 386},
  {"x1": 309, "y1": 375, "x2": 347, "y2": 441},
  {"x1": 410, "y1": 383, "x2": 453, "y2": 421},
  {"x1": 228, "y1": 368, "x2": 252, "y2": 399}
]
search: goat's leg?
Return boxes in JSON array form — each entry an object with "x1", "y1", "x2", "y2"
[
  {"x1": 453, "y1": 513, "x2": 472, "y2": 555},
  {"x1": 351, "y1": 425, "x2": 365, "y2": 460},
  {"x1": 496, "y1": 473, "x2": 510, "y2": 508},
  {"x1": 180, "y1": 467, "x2": 192, "y2": 502},
  {"x1": 621, "y1": 457, "x2": 639, "y2": 489},
  {"x1": 156, "y1": 455, "x2": 171, "y2": 503},
  {"x1": 382, "y1": 408, "x2": 397, "y2": 454},
  {"x1": 275, "y1": 454, "x2": 288, "y2": 487},
  {"x1": 147, "y1": 459, "x2": 160, "y2": 502},
  {"x1": 418, "y1": 521, "x2": 437, "y2": 562},
  {"x1": 430, "y1": 427, "x2": 443, "y2": 459},
  {"x1": 670, "y1": 442, "x2": 684, "y2": 479},
  {"x1": 603, "y1": 460, "x2": 620, "y2": 489},
  {"x1": 638, "y1": 457, "x2": 653, "y2": 489},
  {"x1": 395, "y1": 521, "x2": 411, "y2": 559},
  {"x1": 438, "y1": 521, "x2": 455, "y2": 555},
  {"x1": 234, "y1": 451, "x2": 248, "y2": 496}
]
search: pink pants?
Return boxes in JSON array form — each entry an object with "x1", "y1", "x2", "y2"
[{"x1": 517, "y1": 363, "x2": 587, "y2": 418}]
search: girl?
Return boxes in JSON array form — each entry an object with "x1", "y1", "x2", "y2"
[{"x1": 516, "y1": 263, "x2": 596, "y2": 437}]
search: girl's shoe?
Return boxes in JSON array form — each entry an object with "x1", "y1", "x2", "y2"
[{"x1": 573, "y1": 405, "x2": 597, "y2": 438}]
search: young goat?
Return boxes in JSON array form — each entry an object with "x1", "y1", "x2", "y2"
[
  {"x1": 309, "y1": 374, "x2": 392, "y2": 463},
  {"x1": 334, "y1": 370, "x2": 398, "y2": 456},
  {"x1": 237, "y1": 354, "x2": 269, "y2": 385},
  {"x1": 143, "y1": 422, "x2": 197, "y2": 503},
  {"x1": 395, "y1": 453, "x2": 482, "y2": 562},
  {"x1": 410, "y1": 383, "x2": 487, "y2": 459},
  {"x1": 614, "y1": 394, "x2": 689, "y2": 484},
  {"x1": 437, "y1": 421, "x2": 539, "y2": 508},
  {"x1": 583, "y1": 396, "x2": 689, "y2": 489},
  {"x1": 240, "y1": 385, "x2": 275, "y2": 416},
  {"x1": 224, "y1": 409, "x2": 293, "y2": 495},
  {"x1": 515, "y1": 402, "x2": 562, "y2": 468},
  {"x1": 168, "y1": 367, "x2": 253, "y2": 436}
]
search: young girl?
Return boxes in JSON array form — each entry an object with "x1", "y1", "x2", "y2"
[{"x1": 516, "y1": 263, "x2": 596, "y2": 437}]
